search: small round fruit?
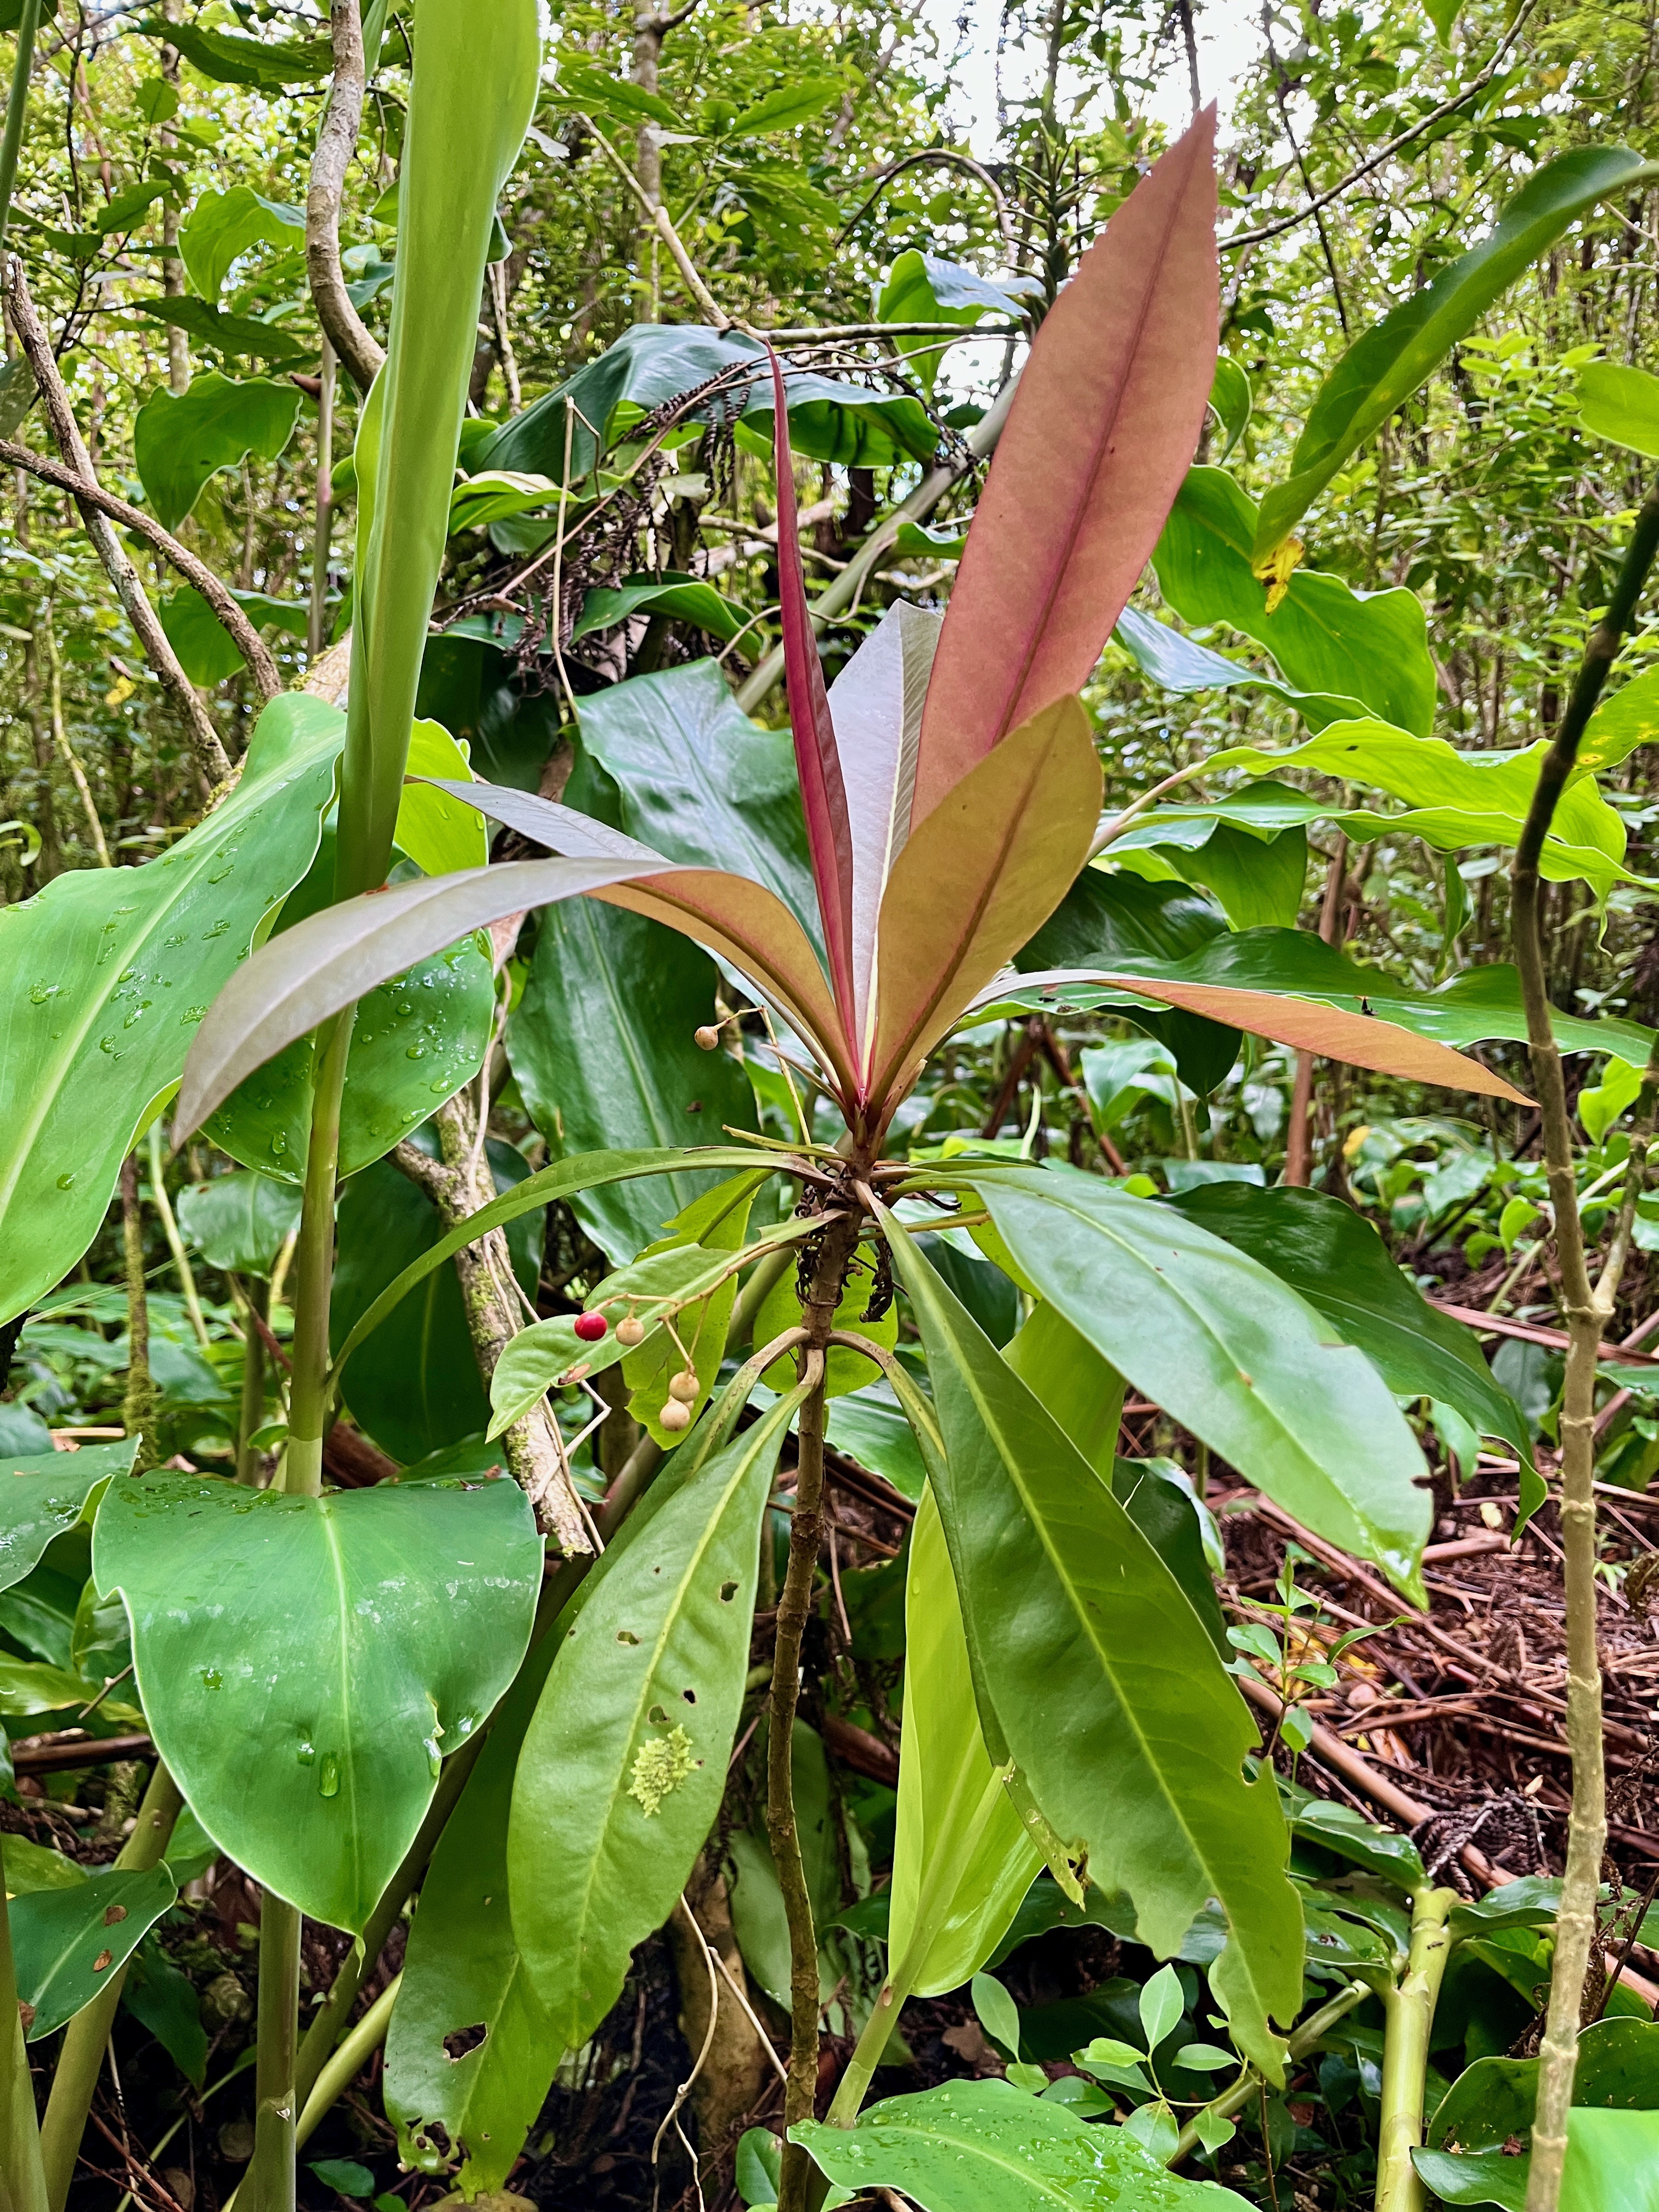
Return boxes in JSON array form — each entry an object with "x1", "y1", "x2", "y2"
[
  {"x1": 616, "y1": 1314, "x2": 646, "y2": 1347},
  {"x1": 573, "y1": 1311, "x2": 608, "y2": 1342},
  {"x1": 668, "y1": 1368, "x2": 701, "y2": 1403},
  {"x1": 693, "y1": 1024, "x2": 720, "y2": 1051},
  {"x1": 659, "y1": 1398, "x2": 693, "y2": 1432}
]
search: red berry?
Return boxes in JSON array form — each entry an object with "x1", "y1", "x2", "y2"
[{"x1": 573, "y1": 1312, "x2": 608, "y2": 1342}]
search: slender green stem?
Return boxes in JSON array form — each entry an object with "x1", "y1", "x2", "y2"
[
  {"x1": 1376, "y1": 1888, "x2": 1455, "y2": 2212},
  {"x1": 283, "y1": 1009, "x2": 354, "y2": 1500},
  {"x1": 295, "y1": 1973, "x2": 399, "y2": 2149},
  {"x1": 145, "y1": 1123, "x2": 210, "y2": 1348},
  {"x1": 0, "y1": 1835, "x2": 47, "y2": 2212},
  {"x1": 119, "y1": 1154, "x2": 157, "y2": 1472},
  {"x1": 245, "y1": 1897, "x2": 301, "y2": 2212},
  {"x1": 1169, "y1": 1979, "x2": 1369, "y2": 2165},
  {"x1": 38, "y1": 1764, "x2": 182, "y2": 2211},
  {"x1": 0, "y1": 0, "x2": 41, "y2": 256},
  {"x1": 1516, "y1": 481, "x2": 1659, "y2": 2212}
]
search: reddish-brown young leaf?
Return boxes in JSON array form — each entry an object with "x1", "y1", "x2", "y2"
[
  {"x1": 997, "y1": 968, "x2": 1532, "y2": 1104},
  {"x1": 770, "y1": 350, "x2": 857, "y2": 1034},
  {"x1": 913, "y1": 107, "x2": 1220, "y2": 825},
  {"x1": 865, "y1": 697, "x2": 1102, "y2": 1127}
]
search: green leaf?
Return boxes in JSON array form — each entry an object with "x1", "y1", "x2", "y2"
[
  {"x1": 1560, "y1": 2109, "x2": 1659, "y2": 2208},
  {"x1": 308, "y1": 2162, "x2": 376, "y2": 2199},
  {"x1": 506, "y1": 1396, "x2": 801, "y2": 2044},
  {"x1": 1164, "y1": 820, "x2": 1307, "y2": 930},
  {"x1": 794, "y1": 2080, "x2": 1254, "y2": 2208},
  {"x1": 2, "y1": 1836, "x2": 88, "y2": 1895},
  {"x1": 1153, "y1": 469, "x2": 1436, "y2": 735},
  {"x1": 396, "y1": 723, "x2": 489, "y2": 879},
  {"x1": 0, "y1": 693, "x2": 343, "y2": 1328},
  {"x1": 972, "y1": 1971, "x2": 1023, "y2": 2058},
  {"x1": 961, "y1": 1167, "x2": 1431, "y2": 1599},
  {"x1": 1208, "y1": 717, "x2": 1628, "y2": 894},
  {"x1": 123, "y1": 1933, "x2": 208, "y2": 2085},
  {"x1": 552, "y1": 61, "x2": 683, "y2": 129},
  {"x1": 1114, "y1": 605, "x2": 1365, "y2": 732},
  {"x1": 178, "y1": 184, "x2": 304, "y2": 302},
  {"x1": 94, "y1": 1470, "x2": 541, "y2": 1931},
  {"x1": 385, "y1": 1619, "x2": 561, "y2": 2189},
  {"x1": 1139, "y1": 1963, "x2": 1184, "y2": 2051},
  {"x1": 1577, "y1": 360, "x2": 1659, "y2": 456},
  {"x1": 331, "y1": 1136, "x2": 541, "y2": 1467},
  {"x1": 134, "y1": 371, "x2": 302, "y2": 532},
  {"x1": 1163, "y1": 1184, "x2": 1534, "y2": 1476},
  {"x1": 1256, "y1": 148, "x2": 1657, "y2": 557},
  {"x1": 876, "y1": 252, "x2": 1035, "y2": 392},
  {"x1": 622, "y1": 1176, "x2": 773, "y2": 1446},
  {"x1": 1209, "y1": 356, "x2": 1252, "y2": 458},
  {"x1": 0, "y1": 1441, "x2": 136, "y2": 1595},
  {"x1": 571, "y1": 574, "x2": 751, "y2": 647},
  {"x1": 341, "y1": 0, "x2": 541, "y2": 904},
  {"x1": 157, "y1": 586, "x2": 311, "y2": 686},
  {"x1": 1410, "y1": 2147, "x2": 1528, "y2": 2210},
  {"x1": 139, "y1": 15, "x2": 334, "y2": 87},
  {"x1": 1426, "y1": 2016, "x2": 1659, "y2": 2149},
  {"x1": 509, "y1": 898, "x2": 758, "y2": 1263},
  {"x1": 13, "y1": 1864, "x2": 177, "y2": 2040},
  {"x1": 119, "y1": 295, "x2": 311, "y2": 364},
  {"x1": 882, "y1": 1217, "x2": 1303, "y2": 2076},
  {"x1": 731, "y1": 80, "x2": 842, "y2": 134},
  {"x1": 887, "y1": 1487, "x2": 1041, "y2": 2000}
]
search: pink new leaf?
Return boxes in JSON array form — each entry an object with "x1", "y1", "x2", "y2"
[
  {"x1": 913, "y1": 106, "x2": 1220, "y2": 825},
  {"x1": 770, "y1": 349, "x2": 859, "y2": 1053}
]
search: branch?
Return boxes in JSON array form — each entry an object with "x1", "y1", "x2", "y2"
[
  {"x1": 0, "y1": 438, "x2": 282, "y2": 699},
  {"x1": 1224, "y1": 0, "x2": 1543, "y2": 252},
  {"x1": 3, "y1": 257, "x2": 233, "y2": 785},
  {"x1": 578, "y1": 112, "x2": 753, "y2": 335},
  {"x1": 837, "y1": 149, "x2": 1019, "y2": 255},
  {"x1": 307, "y1": 0, "x2": 385, "y2": 393}
]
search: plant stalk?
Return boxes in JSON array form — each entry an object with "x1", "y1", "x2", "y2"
[
  {"x1": 771, "y1": 1217, "x2": 859, "y2": 2212},
  {"x1": 119, "y1": 1154, "x2": 157, "y2": 1471},
  {"x1": 1375, "y1": 1887, "x2": 1455, "y2": 2212},
  {"x1": 38, "y1": 1763, "x2": 182, "y2": 2211},
  {"x1": 295, "y1": 1973, "x2": 399, "y2": 2149},
  {"x1": 283, "y1": 1011, "x2": 354, "y2": 1502},
  {"x1": 235, "y1": 1278, "x2": 268, "y2": 1487},
  {"x1": 245, "y1": 1895, "x2": 301, "y2": 2212},
  {"x1": 0, "y1": 1834, "x2": 46, "y2": 2212},
  {"x1": 0, "y1": 0, "x2": 40, "y2": 256},
  {"x1": 145, "y1": 1124, "x2": 210, "y2": 1347},
  {"x1": 1169, "y1": 1979, "x2": 1369, "y2": 2165},
  {"x1": 1515, "y1": 479, "x2": 1659, "y2": 2212}
]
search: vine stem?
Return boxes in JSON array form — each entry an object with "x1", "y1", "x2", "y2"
[
  {"x1": 771, "y1": 1212, "x2": 860, "y2": 2212},
  {"x1": 0, "y1": 1838, "x2": 46, "y2": 2212},
  {"x1": 1375, "y1": 1888, "x2": 1456, "y2": 2212},
  {"x1": 1515, "y1": 478, "x2": 1659, "y2": 2212}
]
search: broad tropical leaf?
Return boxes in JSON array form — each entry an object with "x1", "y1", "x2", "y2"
[
  {"x1": 13, "y1": 1865, "x2": 177, "y2": 2040},
  {"x1": 173, "y1": 854, "x2": 669, "y2": 1139},
  {"x1": 958, "y1": 1166, "x2": 1433, "y2": 1596},
  {"x1": 133, "y1": 370, "x2": 301, "y2": 530},
  {"x1": 887, "y1": 1487, "x2": 1040, "y2": 2000},
  {"x1": 95, "y1": 1471, "x2": 541, "y2": 1931},
  {"x1": 0, "y1": 1441, "x2": 136, "y2": 1595},
  {"x1": 506, "y1": 1396, "x2": 802, "y2": 2045},
  {"x1": 883, "y1": 1214, "x2": 1303, "y2": 2073},
  {"x1": 0, "y1": 693, "x2": 342, "y2": 1326},
  {"x1": 178, "y1": 184, "x2": 303, "y2": 301},
  {"x1": 795, "y1": 2078, "x2": 1254, "y2": 2209},
  {"x1": 915, "y1": 111, "x2": 1218, "y2": 820},
  {"x1": 1254, "y1": 146, "x2": 1657, "y2": 559},
  {"x1": 1115, "y1": 606, "x2": 1367, "y2": 731},
  {"x1": 1165, "y1": 1183, "x2": 1534, "y2": 1474}
]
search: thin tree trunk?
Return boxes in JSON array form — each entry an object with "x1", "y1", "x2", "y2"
[{"x1": 1284, "y1": 833, "x2": 1348, "y2": 1187}]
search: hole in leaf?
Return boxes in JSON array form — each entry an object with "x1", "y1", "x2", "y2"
[
  {"x1": 616, "y1": 1630, "x2": 639, "y2": 1645},
  {"x1": 649, "y1": 1704, "x2": 670, "y2": 1727},
  {"x1": 103, "y1": 1904, "x2": 128, "y2": 1927},
  {"x1": 443, "y1": 2024, "x2": 489, "y2": 2062},
  {"x1": 423, "y1": 2121, "x2": 453, "y2": 2156},
  {"x1": 682, "y1": 1688, "x2": 697, "y2": 1704},
  {"x1": 719, "y1": 1580, "x2": 738, "y2": 1602}
]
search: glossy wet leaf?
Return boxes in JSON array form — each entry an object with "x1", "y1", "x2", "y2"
[
  {"x1": 509, "y1": 896, "x2": 757, "y2": 1263},
  {"x1": 1578, "y1": 360, "x2": 1659, "y2": 456},
  {"x1": 883, "y1": 1216, "x2": 1302, "y2": 2075},
  {"x1": 1165, "y1": 1184, "x2": 1533, "y2": 1475},
  {"x1": 0, "y1": 1439, "x2": 136, "y2": 1594},
  {"x1": 1153, "y1": 469, "x2": 1436, "y2": 735},
  {"x1": 916, "y1": 114, "x2": 1217, "y2": 819},
  {"x1": 794, "y1": 2080, "x2": 1254, "y2": 2209},
  {"x1": 571, "y1": 573, "x2": 750, "y2": 646},
  {"x1": 94, "y1": 1469, "x2": 541, "y2": 1931},
  {"x1": 0, "y1": 693, "x2": 342, "y2": 1327},
  {"x1": 133, "y1": 370, "x2": 302, "y2": 531},
  {"x1": 385, "y1": 1626, "x2": 561, "y2": 2190},
  {"x1": 961, "y1": 1167, "x2": 1432, "y2": 1598},
  {"x1": 13, "y1": 1863, "x2": 176, "y2": 2040},
  {"x1": 887, "y1": 1486, "x2": 1041, "y2": 2000},
  {"x1": 396, "y1": 722, "x2": 489, "y2": 881},
  {"x1": 1255, "y1": 147, "x2": 1656, "y2": 558},
  {"x1": 507, "y1": 1396, "x2": 798, "y2": 2045},
  {"x1": 1426, "y1": 2016, "x2": 1659, "y2": 2148},
  {"x1": 1410, "y1": 2147, "x2": 1528, "y2": 2210}
]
